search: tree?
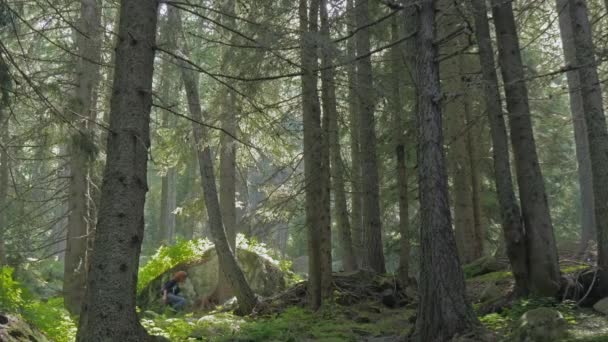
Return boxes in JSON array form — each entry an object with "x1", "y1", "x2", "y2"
[
  {"x1": 440, "y1": 1, "x2": 484, "y2": 263},
  {"x1": 567, "y1": 0, "x2": 608, "y2": 296},
  {"x1": 76, "y1": 0, "x2": 161, "y2": 340},
  {"x1": 413, "y1": 0, "x2": 478, "y2": 339},
  {"x1": 300, "y1": 0, "x2": 333, "y2": 308},
  {"x1": 0, "y1": 56, "x2": 9, "y2": 265},
  {"x1": 346, "y1": 0, "x2": 364, "y2": 268},
  {"x1": 388, "y1": 15, "x2": 410, "y2": 285},
  {"x1": 469, "y1": 0, "x2": 528, "y2": 295},
  {"x1": 555, "y1": 0, "x2": 596, "y2": 259},
  {"x1": 355, "y1": 0, "x2": 385, "y2": 273},
  {"x1": 491, "y1": 0, "x2": 561, "y2": 297},
  {"x1": 64, "y1": 0, "x2": 102, "y2": 315},
  {"x1": 172, "y1": 8, "x2": 259, "y2": 315},
  {"x1": 320, "y1": 0, "x2": 357, "y2": 272}
]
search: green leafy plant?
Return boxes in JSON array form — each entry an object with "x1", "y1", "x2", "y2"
[
  {"x1": 138, "y1": 235, "x2": 298, "y2": 293},
  {"x1": 0, "y1": 266, "x2": 24, "y2": 311},
  {"x1": 0, "y1": 266, "x2": 76, "y2": 342}
]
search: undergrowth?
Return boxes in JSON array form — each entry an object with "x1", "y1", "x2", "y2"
[
  {"x1": 0, "y1": 266, "x2": 77, "y2": 342},
  {"x1": 137, "y1": 235, "x2": 300, "y2": 294}
]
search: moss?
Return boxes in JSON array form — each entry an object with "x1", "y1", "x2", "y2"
[{"x1": 469, "y1": 270, "x2": 513, "y2": 283}]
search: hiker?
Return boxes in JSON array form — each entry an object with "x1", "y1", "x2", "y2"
[{"x1": 161, "y1": 271, "x2": 188, "y2": 311}]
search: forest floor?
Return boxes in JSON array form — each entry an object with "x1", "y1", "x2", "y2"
[{"x1": 140, "y1": 266, "x2": 608, "y2": 341}]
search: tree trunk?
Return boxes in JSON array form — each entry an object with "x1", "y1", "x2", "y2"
[
  {"x1": 157, "y1": 12, "x2": 178, "y2": 245},
  {"x1": 320, "y1": 0, "x2": 356, "y2": 272},
  {"x1": 555, "y1": 0, "x2": 596, "y2": 259},
  {"x1": 175, "y1": 11, "x2": 258, "y2": 315},
  {"x1": 469, "y1": 0, "x2": 529, "y2": 295},
  {"x1": 346, "y1": 0, "x2": 364, "y2": 268},
  {"x1": 355, "y1": 0, "x2": 385, "y2": 273},
  {"x1": 439, "y1": 1, "x2": 483, "y2": 264},
  {"x1": 413, "y1": 1, "x2": 478, "y2": 339},
  {"x1": 64, "y1": 0, "x2": 102, "y2": 315},
  {"x1": 491, "y1": 0, "x2": 561, "y2": 297},
  {"x1": 300, "y1": 0, "x2": 333, "y2": 308},
  {"x1": 0, "y1": 105, "x2": 8, "y2": 266},
  {"x1": 389, "y1": 16, "x2": 410, "y2": 285},
  {"x1": 568, "y1": 0, "x2": 608, "y2": 296},
  {"x1": 76, "y1": 0, "x2": 160, "y2": 340},
  {"x1": 215, "y1": 0, "x2": 239, "y2": 304}
]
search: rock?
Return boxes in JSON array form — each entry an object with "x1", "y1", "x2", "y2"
[
  {"x1": 381, "y1": 290, "x2": 397, "y2": 308},
  {"x1": 137, "y1": 248, "x2": 287, "y2": 312},
  {"x1": 0, "y1": 314, "x2": 49, "y2": 342},
  {"x1": 511, "y1": 308, "x2": 567, "y2": 342},
  {"x1": 463, "y1": 256, "x2": 507, "y2": 278},
  {"x1": 593, "y1": 297, "x2": 608, "y2": 315},
  {"x1": 479, "y1": 283, "x2": 502, "y2": 303}
]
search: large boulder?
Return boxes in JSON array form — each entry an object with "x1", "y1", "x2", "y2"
[
  {"x1": 137, "y1": 247, "x2": 287, "y2": 311},
  {"x1": 0, "y1": 313, "x2": 49, "y2": 342},
  {"x1": 511, "y1": 308, "x2": 568, "y2": 342},
  {"x1": 593, "y1": 297, "x2": 608, "y2": 315}
]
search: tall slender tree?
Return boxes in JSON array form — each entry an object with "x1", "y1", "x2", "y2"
[
  {"x1": 567, "y1": 0, "x2": 608, "y2": 296},
  {"x1": 355, "y1": 0, "x2": 385, "y2": 273},
  {"x1": 157, "y1": 10, "x2": 178, "y2": 245},
  {"x1": 389, "y1": 15, "x2": 410, "y2": 284},
  {"x1": 64, "y1": 0, "x2": 102, "y2": 315},
  {"x1": 469, "y1": 0, "x2": 528, "y2": 295},
  {"x1": 413, "y1": 0, "x2": 478, "y2": 339},
  {"x1": 76, "y1": 0, "x2": 160, "y2": 339},
  {"x1": 172, "y1": 8, "x2": 259, "y2": 315},
  {"x1": 320, "y1": 0, "x2": 356, "y2": 272},
  {"x1": 491, "y1": 0, "x2": 561, "y2": 296},
  {"x1": 300, "y1": 0, "x2": 333, "y2": 308},
  {"x1": 346, "y1": 0, "x2": 364, "y2": 268},
  {"x1": 555, "y1": 0, "x2": 596, "y2": 259}
]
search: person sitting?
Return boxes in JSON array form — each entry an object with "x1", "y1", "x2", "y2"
[{"x1": 161, "y1": 271, "x2": 188, "y2": 311}]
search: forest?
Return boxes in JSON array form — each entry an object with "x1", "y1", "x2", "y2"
[{"x1": 1, "y1": 0, "x2": 608, "y2": 340}]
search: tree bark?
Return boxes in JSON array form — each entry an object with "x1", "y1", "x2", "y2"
[
  {"x1": 300, "y1": 0, "x2": 333, "y2": 308},
  {"x1": 439, "y1": 1, "x2": 484, "y2": 264},
  {"x1": 64, "y1": 0, "x2": 102, "y2": 315},
  {"x1": 215, "y1": 0, "x2": 239, "y2": 303},
  {"x1": 555, "y1": 0, "x2": 596, "y2": 260},
  {"x1": 346, "y1": 0, "x2": 364, "y2": 269},
  {"x1": 355, "y1": 0, "x2": 385, "y2": 273},
  {"x1": 491, "y1": 0, "x2": 561, "y2": 296},
  {"x1": 175, "y1": 11, "x2": 258, "y2": 315},
  {"x1": 413, "y1": 1, "x2": 478, "y2": 339},
  {"x1": 0, "y1": 104, "x2": 8, "y2": 266},
  {"x1": 320, "y1": 0, "x2": 357, "y2": 272},
  {"x1": 389, "y1": 16, "x2": 410, "y2": 285},
  {"x1": 469, "y1": 0, "x2": 529, "y2": 295},
  {"x1": 567, "y1": 0, "x2": 608, "y2": 296},
  {"x1": 76, "y1": 0, "x2": 160, "y2": 340},
  {"x1": 157, "y1": 11, "x2": 179, "y2": 246}
]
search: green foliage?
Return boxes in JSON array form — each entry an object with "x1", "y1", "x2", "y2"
[
  {"x1": 0, "y1": 266, "x2": 24, "y2": 311},
  {"x1": 0, "y1": 266, "x2": 76, "y2": 342},
  {"x1": 138, "y1": 238, "x2": 214, "y2": 293},
  {"x1": 138, "y1": 235, "x2": 298, "y2": 293},
  {"x1": 22, "y1": 298, "x2": 77, "y2": 342},
  {"x1": 479, "y1": 297, "x2": 577, "y2": 335}
]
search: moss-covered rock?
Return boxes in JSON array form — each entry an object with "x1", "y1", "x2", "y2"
[
  {"x1": 463, "y1": 256, "x2": 508, "y2": 279},
  {"x1": 0, "y1": 313, "x2": 49, "y2": 342},
  {"x1": 511, "y1": 307, "x2": 567, "y2": 342},
  {"x1": 137, "y1": 247, "x2": 286, "y2": 311},
  {"x1": 593, "y1": 297, "x2": 608, "y2": 315}
]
